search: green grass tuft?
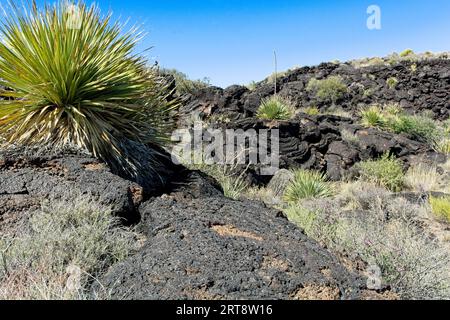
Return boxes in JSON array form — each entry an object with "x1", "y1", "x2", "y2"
[
  {"x1": 284, "y1": 169, "x2": 333, "y2": 203},
  {"x1": 256, "y1": 96, "x2": 295, "y2": 121},
  {"x1": 430, "y1": 196, "x2": 450, "y2": 223}
]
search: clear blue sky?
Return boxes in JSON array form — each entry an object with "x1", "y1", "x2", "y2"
[{"x1": 33, "y1": 1, "x2": 450, "y2": 87}]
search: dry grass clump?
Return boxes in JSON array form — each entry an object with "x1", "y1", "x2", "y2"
[
  {"x1": 0, "y1": 196, "x2": 136, "y2": 300},
  {"x1": 404, "y1": 164, "x2": 441, "y2": 192},
  {"x1": 285, "y1": 182, "x2": 450, "y2": 299}
]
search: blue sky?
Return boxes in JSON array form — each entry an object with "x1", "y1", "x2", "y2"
[{"x1": 34, "y1": 1, "x2": 450, "y2": 87}]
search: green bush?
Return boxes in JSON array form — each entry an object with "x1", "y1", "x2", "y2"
[
  {"x1": 357, "y1": 154, "x2": 405, "y2": 192},
  {"x1": 256, "y1": 96, "x2": 295, "y2": 120},
  {"x1": 160, "y1": 68, "x2": 210, "y2": 95},
  {"x1": 361, "y1": 105, "x2": 387, "y2": 128},
  {"x1": 386, "y1": 77, "x2": 399, "y2": 89},
  {"x1": 306, "y1": 76, "x2": 347, "y2": 104},
  {"x1": 0, "y1": 1, "x2": 178, "y2": 174},
  {"x1": 389, "y1": 115, "x2": 439, "y2": 144},
  {"x1": 360, "y1": 105, "x2": 440, "y2": 145},
  {"x1": 430, "y1": 196, "x2": 450, "y2": 222},
  {"x1": 284, "y1": 169, "x2": 333, "y2": 203},
  {"x1": 400, "y1": 49, "x2": 414, "y2": 57},
  {"x1": 301, "y1": 106, "x2": 320, "y2": 116}
]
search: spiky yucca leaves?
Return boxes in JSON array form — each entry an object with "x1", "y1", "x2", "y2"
[
  {"x1": 284, "y1": 169, "x2": 333, "y2": 203},
  {"x1": 0, "y1": 1, "x2": 178, "y2": 174},
  {"x1": 256, "y1": 95, "x2": 295, "y2": 121}
]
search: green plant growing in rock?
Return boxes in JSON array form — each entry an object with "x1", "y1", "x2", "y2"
[
  {"x1": 256, "y1": 96, "x2": 295, "y2": 121},
  {"x1": 357, "y1": 154, "x2": 405, "y2": 192},
  {"x1": 429, "y1": 196, "x2": 450, "y2": 223},
  {"x1": 284, "y1": 169, "x2": 333, "y2": 203},
  {"x1": 360, "y1": 105, "x2": 387, "y2": 128},
  {"x1": 159, "y1": 68, "x2": 210, "y2": 95},
  {"x1": 300, "y1": 106, "x2": 320, "y2": 116},
  {"x1": 0, "y1": 1, "x2": 178, "y2": 175},
  {"x1": 390, "y1": 115, "x2": 439, "y2": 144},
  {"x1": 386, "y1": 77, "x2": 399, "y2": 89},
  {"x1": 360, "y1": 104, "x2": 441, "y2": 146},
  {"x1": 400, "y1": 49, "x2": 414, "y2": 57},
  {"x1": 306, "y1": 76, "x2": 347, "y2": 104}
]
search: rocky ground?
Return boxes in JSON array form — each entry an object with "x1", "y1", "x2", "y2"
[{"x1": 0, "y1": 54, "x2": 449, "y2": 300}]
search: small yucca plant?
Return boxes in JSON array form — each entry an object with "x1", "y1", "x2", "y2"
[
  {"x1": 256, "y1": 96, "x2": 295, "y2": 121},
  {"x1": 284, "y1": 169, "x2": 333, "y2": 203},
  {"x1": 360, "y1": 105, "x2": 386, "y2": 128},
  {"x1": 0, "y1": 1, "x2": 178, "y2": 174}
]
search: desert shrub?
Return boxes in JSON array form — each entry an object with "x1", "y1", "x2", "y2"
[
  {"x1": 0, "y1": 196, "x2": 136, "y2": 300},
  {"x1": 246, "y1": 81, "x2": 258, "y2": 91},
  {"x1": 386, "y1": 77, "x2": 399, "y2": 89},
  {"x1": 340, "y1": 129, "x2": 359, "y2": 145},
  {"x1": 184, "y1": 160, "x2": 249, "y2": 200},
  {"x1": 160, "y1": 68, "x2": 210, "y2": 95},
  {"x1": 389, "y1": 115, "x2": 439, "y2": 144},
  {"x1": 360, "y1": 105, "x2": 440, "y2": 145},
  {"x1": 306, "y1": 76, "x2": 347, "y2": 104},
  {"x1": 400, "y1": 49, "x2": 414, "y2": 57},
  {"x1": 286, "y1": 183, "x2": 450, "y2": 299},
  {"x1": 360, "y1": 105, "x2": 386, "y2": 128},
  {"x1": 300, "y1": 106, "x2": 320, "y2": 116},
  {"x1": 437, "y1": 138, "x2": 450, "y2": 154},
  {"x1": 284, "y1": 170, "x2": 333, "y2": 203},
  {"x1": 405, "y1": 164, "x2": 441, "y2": 192},
  {"x1": 429, "y1": 196, "x2": 450, "y2": 223},
  {"x1": 0, "y1": 1, "x2": 178, "y2": 175},
  {"x1": 410, "y1": 63, "x2": 418, "y2": 73},
  {"x1": 256, "y1": 96, "x2": 295, "y2": 121},
  {"x1": 357, "y1": 154, "x2": 405, "y2": 192}
]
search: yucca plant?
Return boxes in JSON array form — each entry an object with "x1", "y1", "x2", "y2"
[
  {"x1": 360, "y1": 105, "x2": 386, "y2": 128},
  {"x1": 256, "y1": 95, "x2": 295, "y2": 121},
  {"x1": 284, "y1": 169, "x2": 333, "y2": 203},
  {"x1": 0, "y1": 1, "x2": 178, "y2": 175}
]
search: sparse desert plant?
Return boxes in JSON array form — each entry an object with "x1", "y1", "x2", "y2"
[
  {"x1": 405, "y1": 164, "x2": 440, "y2": 192},
  {"x1": 285, "y1": 185, "x2": 450, "y2": 299},
  {"x1": 256, "y1": 96, "x2": 296, "y2": 121},
  {"x1": 300, "y1": 106, "x2": 320, "y2": 116},
  {"x1": 357, "y1": 154, "x2": 405, "y2": 192},
  {"x1": 437, "y1": 138, "x2": 450, "y2": 154},
  {"x1": 306, "y1": 76, "x2": 347, "y2": 104},
  {"x1": 159, "y1": 68, "x2": 210, "y2": 95},
  {"x1": 429, "y1": 196, "x2": 450, "y2": 223},
  {"x1": 360, "y1": 105, "x2": 386, "y2": 128},
  {"x1": 0, "y1": 1, "x2": 178, "y2": 175},
  {"x1": 340, "y1": 129, "x2": 360, "y2": 145},
  {"x1": 246, "y1": 81, "x2": 258, "y2": 91},
  {"x1": 410, "y1": 63, "x2": 418, "y2": 73},
  {"x1": 0, "y1": 196, "x2": 136, "y2": 300},
  {"x1": 386, "y1": 77, "x2": 399, "y2": 89},
  {"x1": 384, "y1": 103, "x2": 403, "y2": 116},
  {"x1": 400, "y1": 49, "x2": 414, "y2": 57},
  {"x1": 284, "y1": 169, "x2": 333, "y2": 203}
]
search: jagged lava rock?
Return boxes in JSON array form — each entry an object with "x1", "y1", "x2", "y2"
[{"x1": 97, "y1": 172, "x2": 363, "y2": 300}]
